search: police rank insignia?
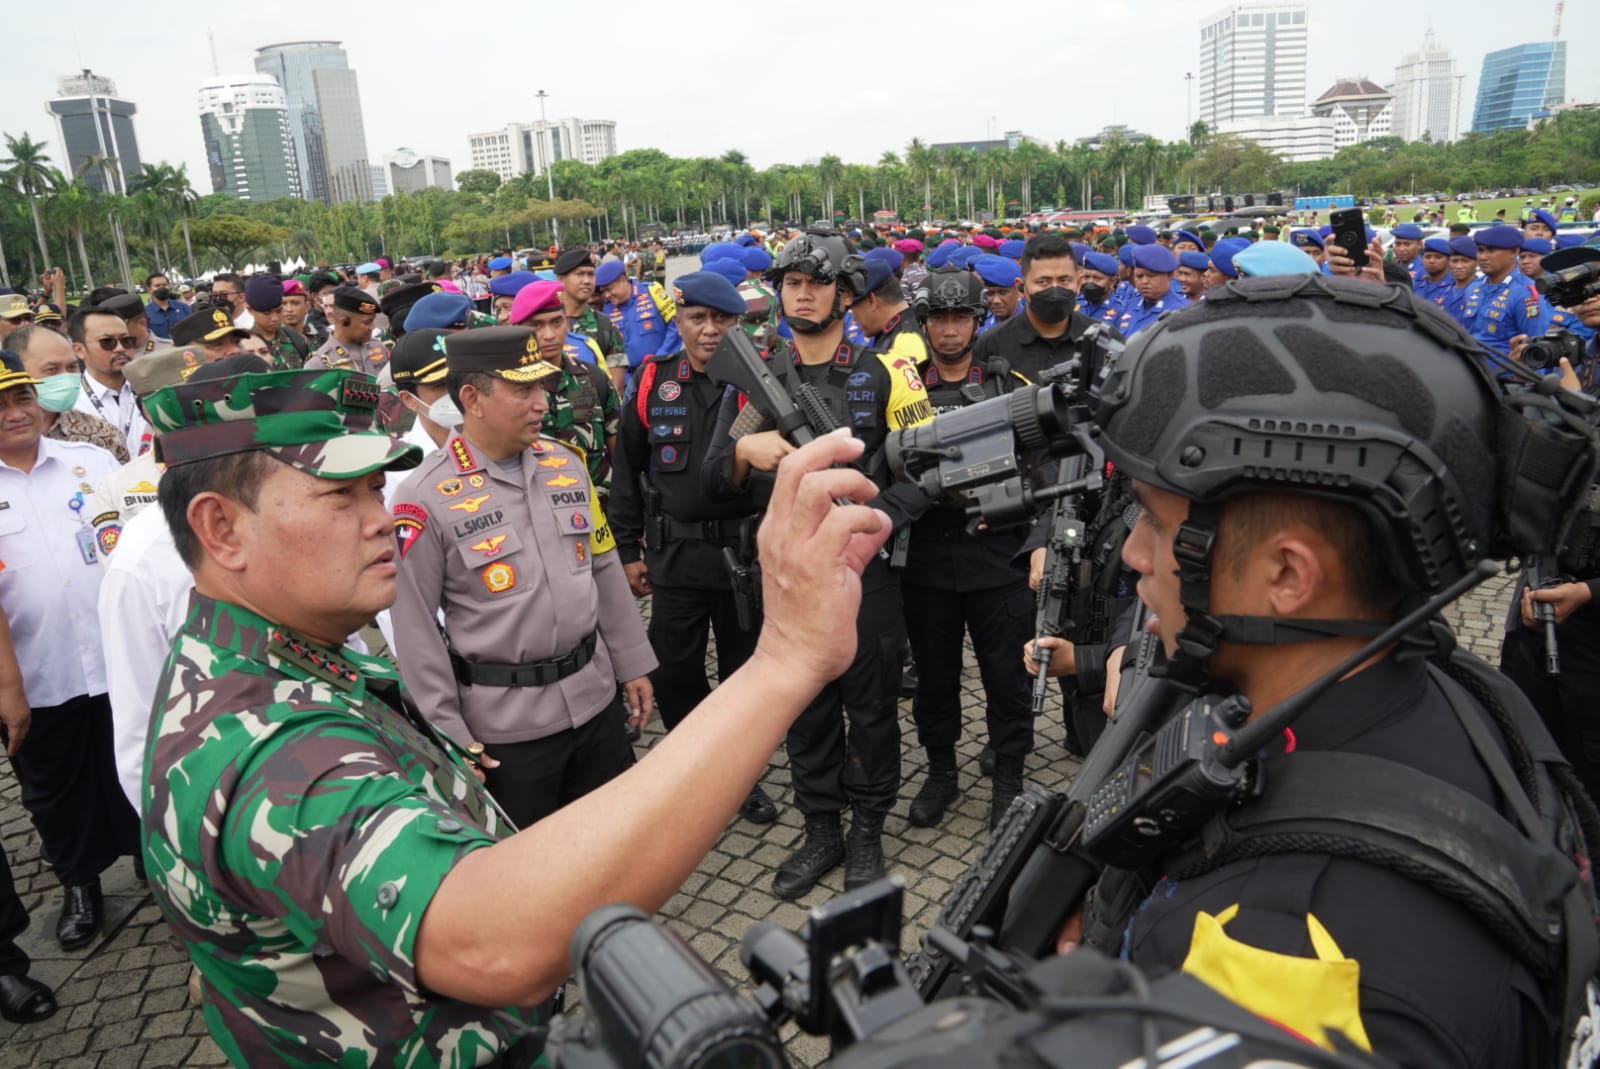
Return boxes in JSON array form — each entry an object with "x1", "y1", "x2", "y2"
[
  {"x1": 576, "y1": 541, "x2": 587, "y2": 563},
  {"x1": 436, "y1": 477, "x2": 464, "y2": 497}
]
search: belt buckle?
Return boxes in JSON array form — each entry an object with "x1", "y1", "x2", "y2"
[{"x1": 702, "y1": 520, "x2": 722, "y2": 541}]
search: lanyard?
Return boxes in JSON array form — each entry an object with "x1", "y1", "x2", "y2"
[{"x1": 81, "y1": 374, "x2": 134, "y2": 442}]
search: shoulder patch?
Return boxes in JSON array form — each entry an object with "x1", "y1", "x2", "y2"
[{"x1": 91, "y1": 510, "x2": 119, "y2": 527}]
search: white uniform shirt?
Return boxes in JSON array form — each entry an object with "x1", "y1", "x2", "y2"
[
  {"x1": 71, "y1": 373, "x2": 149, "y2": 459},
  {"x1": 0, "y1": 436, "x2": 120, "y2": 708},
  {"x1": 98, "y1": 504, "x2": 191, "y2": 808}
]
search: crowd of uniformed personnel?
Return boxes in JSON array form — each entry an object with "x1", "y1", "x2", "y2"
[{"x1": 0, "y1": 202, "x2": 1599, "y2": 1069}]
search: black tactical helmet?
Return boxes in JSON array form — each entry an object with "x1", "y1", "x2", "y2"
[
  {"x1": 1096, "y1": 274, "x2": 1501, "y2": 598},
  {"x1": 768, "y1": 231, "x2": 867, "y2": 297},
  {"x1": 914, "y1": 266, "x2": 985, "y2": 320}
]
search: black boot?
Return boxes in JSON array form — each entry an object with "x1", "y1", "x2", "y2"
[
  {"x1": 907, "y1": 748, "x2": 960, "y2": 827},
  {"x1": 772, "y1": 812, "x2": 844, "y2": 899},
  {"x1": 738, "y1": 783, "x2": 779, "y2": 825},
  {"x1": 978, "y1": 746, "x2": 996, "y2": 777},
  {"x1": 55, "y1": 880, "x2": 103, "y2": 951},
  {"x1": 990, "y1": 754, "x2": 1027, "y2": 831},
  {"x1": 899, "y1": 643, "x2": 918, "y2": 699},
  {"x1": 844, "y1": 809, "x2": 886, "y2": 890}
]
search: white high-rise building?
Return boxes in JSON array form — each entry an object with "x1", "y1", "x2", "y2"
[
  {"x1": 197, "y1": 74, "x2": 301, "y2": 201},
  {"x1": 1391, "y1": 30, "x2": 1461, "y2": 143},
  {"x1": 386, "y1": 149, "x2": 454, "y2": 194},
  {"x1": 1310, "y1": 79, "x2": 1394, "y2": 150},
  {"x1": 1198, "y1": 2, "x2": 1310, "y2": 129},
  {"x1": 466, "y1": 118, "x2": 618, "y2": 182}
]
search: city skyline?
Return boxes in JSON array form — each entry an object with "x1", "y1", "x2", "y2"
[{"x1": 3, "y1": 0, "x2": 1598, "y2": 196}]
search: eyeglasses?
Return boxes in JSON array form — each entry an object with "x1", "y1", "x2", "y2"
[{"x1": 92, "y1": 335, "x2": 138, "y2": 352}]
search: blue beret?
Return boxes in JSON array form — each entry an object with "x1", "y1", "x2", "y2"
[
  {"x1": 861, "y1": 258, "x2": 895, "y2": 295},
  {"x1": 404, "y1": 292, "x2": 474, "y2": 331},
  {"x1": 863, "y1": 247, "x2": 904, "y2": 270},
  {"x1": 1556, "y1": 233, "x2": 1588, "y2": 250},
  {"x1": 1116, "y1": 244, "x2": 1136, "y2": 268},
  {"x1": 1391, "y1": 224, "x2": 1425, "y2": 240},
  {"x1": 672, "y1": 271, "x2": 746, "y2": 316},
  {"x1": 701, "y1": 244, "x2": 742, "y2": 264},
  {"x1": 950, "y1": 246, "x2": 984, "y2": 269},
  {"x1": 1474, "y1": 224, "x2": 1523, "y2": 250},
  {"x1": 1448, "y1": 236, "x2": 1478, "y2": 258},
  {"x1": 1317, "y1": 225, "x2": 1334, "y2": 238},
  {"x1": 1131, "y1": 244, "x2": 1178, "y2": 274},
  {"x1": 594, "y1": 259, "x2": 627, "y2": 287},
  {"x1": 486, "y1": 257, "x2": 512, "y2": 271},
  {"x1": 1178, "y1": 250, "x2": 1212, "y2": 272},
  {"x1": 1289, "y1": 229, "x2": 1324, "y2": 250},
  {"x1": 1234, "y1": 242, "x2": 1317, "y2": 278},
  {"x1": 733, "y1": 233, "x2": 756, "y2": 248},
  {"x1": 534, "y1": 269, "x2": 557, "y2": 282},
  {"x1": 488, "y1": 270, "x2": 537, "y2": 297},
  {"x1": 701, "y1": 258, "x2": 749, "y2": 286},
  {"x1": 1531, "y1": 209, "x2": 1559, "y2": 233},
  {"x1": 1082, "y1": 251, "x2": 1120, "y2": 277},
  {"x1": 1070, "y1": 242, "x2": 1091, "y2": 263},
  {"x1": 1423, "y1": 238, "x2": 1452, "y2": 257},
  {"x1": 1520, "y1": 237, "x2": 1553, "y2": 256},
  {"x1": 1174, "y1": 229, "x2": 1205, "y2": 249},
  {"x1": 973, "y1": 255, "x2": 1020, "y2": 287},
  {"x1": 1125, "y1": 225, "x2": 1157, "y2": 246},
  {"x1": 999, "y1": 239, "x2": 1025, "y2": 260},
  {"x1": 925, "y1": 244, "x2": 956, "y2": 269},
  {"x1": 739, "y1": 246, "x2": 774, "y2": 273},
  {"x1": 357, "y1": 262, "x2": 382, "y2": 275},
  {"x1": 1210, "y1": 238, "x2": 1251, "y2": 279}
]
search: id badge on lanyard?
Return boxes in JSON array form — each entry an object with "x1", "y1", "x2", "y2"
[{"x1": 69, "y1": 491, "x2": 96, "y2": 563}]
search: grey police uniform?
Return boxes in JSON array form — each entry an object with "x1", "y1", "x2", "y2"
[{"x1": 304, "y1": 335, "x2": 390, "y2": 375}]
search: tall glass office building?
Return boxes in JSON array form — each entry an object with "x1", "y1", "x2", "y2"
[
  {"x1": 253, "y1": 41, "x2": 372, "y2": 204},
  {"x1": 1471, "y1": 41, "x2": 1567, "y2": 133}
]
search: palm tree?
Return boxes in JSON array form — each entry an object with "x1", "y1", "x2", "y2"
[
  {"x1": 2, "y1": 133, "x2": 56, "y2": 268},
  {"x1": 50, "y1": 178, "x2": 99, "y2": 289},
  {"x1": 131, "y1": 162, "x2": 199, "y2": 279},
  {"x1": 906, "y1": 139, "x2": 936, "y2": 223},
  {"x1": 817, "y1": 155, "x2": 844, "y2": 223}
]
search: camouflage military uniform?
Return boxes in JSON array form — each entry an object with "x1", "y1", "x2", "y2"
[
  {"x1": 568, "y1": 306, "x2": 627, "y2": 372},
  {"x1": 544, "y1": 356, "x2": 619, "y2": 498},
  {"x1": 736, "y1": 279, "x2": 779, "y2": 349},
  {"x1": 142, "y1": 595, "x2": 540, "y2": 1066}
]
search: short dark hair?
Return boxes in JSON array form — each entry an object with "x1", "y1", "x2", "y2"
[
  {"x1": 426, "y1": 261, "x2": 450, "y2": 279},
  {"x1": 1218, "y1": 492, "x2": 1402, "y2": 615},
  {"x1": 158, "y1": 451, "x2": 279, "y2": 568},
  {"x1": 68, "y1": 308, "x2": 124, "y2": 344},
  {"x1": 446, "y1": 370, "x2": 497, "y2": 409},
  {"x1": 214, "y1": 272, "x2": 243, "y2": 287},
  {"x1": 1019, "y1": 232, "x2": 1078, "y2": 277},
  {"x1": 145, "y1": 273, "x2": 168, "y2": 288}
]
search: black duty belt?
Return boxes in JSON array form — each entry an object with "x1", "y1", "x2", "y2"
[
  {"x1": 450, "y1": 633, "x2": 597, "y2": 688},
  {"x1": 661, "y1": 516, "x2": 746, "y2": 543}
]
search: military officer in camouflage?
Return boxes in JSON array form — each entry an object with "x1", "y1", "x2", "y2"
[
  {"x1": 507, "y1": 280, "x2": 619, "y2": 502},
  {"x1": 388, "y1": 326, "x2": 654, "y2": 828},
  {"x1": 304, "y1": 286, "x2": 390, "y2": 375},
  {"x1": 139, "y1": 347, "x2": 899, "y2": 1068}
]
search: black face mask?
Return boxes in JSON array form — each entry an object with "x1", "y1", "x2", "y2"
[
  {"x1": 152, "y1": 288, "x2": 172, "y2": 301},
  {"x1": 1029, "y1": 286, "x2": 1075, "y2": 323},
  {"x1": 1078, "y1": 282, "x2": 1108, "y2": 305}
]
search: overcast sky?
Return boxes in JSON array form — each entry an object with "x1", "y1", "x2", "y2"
[{"x1": 3, "y1": 0, "x2": 1597, "y2": 191}]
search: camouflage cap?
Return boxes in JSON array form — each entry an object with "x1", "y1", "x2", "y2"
[
  {"x1": 124, "y1": 347, "x2": 205, "y2": 397},
  {"x1": 442, "y1": 326, "x2": 560, "y2": 385},
  {"x1": 143, "y1": 368, "x2": 423, "y2": 477}
]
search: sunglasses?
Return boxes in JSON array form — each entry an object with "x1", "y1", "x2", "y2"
[
  {"x1": 3, "y1": 314, "x2": 33, "y2": 324},
  {"x1": 92, "y1": 335, "x2": 138, "y2": 352}
]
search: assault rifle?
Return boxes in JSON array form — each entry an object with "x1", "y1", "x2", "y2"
[{"x1": 1030, "y1": 456, "x2": 1097, "y2": 715}]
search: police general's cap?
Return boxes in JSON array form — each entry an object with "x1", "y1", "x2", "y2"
[
  {"x1": 1390, "y1": 224, "x2": 1426, "y2": 241},
  {"x1": 1234, "y1": 242, "x2": 1317, "y2": 278},
  {"x1": 1289, "y1": 229, "x2": 1325, "y2": 250},
  {"x1": 1178, "y1": 250, "x2": 1212, "y2": 272},
  {"x1": 405, "y1": 291, "x2": 474, "y2": 331},
  {"x1": 973, "y1": 255, "x2": 1020, "y2": 288},
  {"x1": 1448, "y1": 236, "x2": 1478, "y2": 258},
  {"x1": 489, "y1": 271, "x2": 537, "y2": 298},
  {"x1": 701, "y1": 258, "x2": 749, "y2": 287},
  {"x1": 594, "y1": 259, "x2": 627, "y2": 287},
  {"x1": 1125, "y1": 225, "x2": 1157, "y2": 246},
  {"x1": 1423, "y1": 238, "x2": 1452, "y2": 256},
  {"x1": 487, "y1": 256, "x2": 513, "y2": 271},
  {"x1": 671, "y1": 271, "x2": 745, "y2": 316},
  {"x1": 999, "y1": 239, "x2": 1024, "y2": 260},
  {"x1": 441, "y1": 326, "x2": 561, "y2": 385},
  {"x1": 863, "y1": 247, "x2": 904, "y2": 270},
  {"x1": 124, "y1": 347, "x2": 206, "y2": 396},
  {"x1": 1130, "y1": 244, "x2": 1178, "y2": 274},
  {"x1": 1520, "y1": 237, "x2": 1554, "y2": 256},
  {"x1": 0, "y1": 351, "x2": 33, "y2": 393},
  {"x1": 171, "y1": 305, "x2": 249, "y2": 346},
  {"x1": 508, "y1": 280, "x2": 564, "y2": 324},
  {"x1": 739, "y1": 246, "x2": 773, "y2": 273},
  {"x1": 553, "y1": 248, "x2": 594, "y2": 275},
  {"x1": 389, "y1": 328, "x2": 451, "y2": 389},
  {"x1": 1082, "y1": 251, "x2": 1120, "y2": 277},
  {"x1": 332, "y1": 286, "x2": 380, "y2": 315},
  {"x1": 1474, "y1": 225, "x2": 1523, "y2": 250},
  {"x1": 144, "y1": 366, "x2": 422, "y2": 477}
]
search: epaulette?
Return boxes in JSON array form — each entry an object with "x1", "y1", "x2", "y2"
[{"x1": 267, "y1": 629, "x2": 361, "y2": 692}]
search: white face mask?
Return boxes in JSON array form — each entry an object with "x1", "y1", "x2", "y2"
[{"x1": 425, "y1": 395, "x2": 463, "y2": 430}]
